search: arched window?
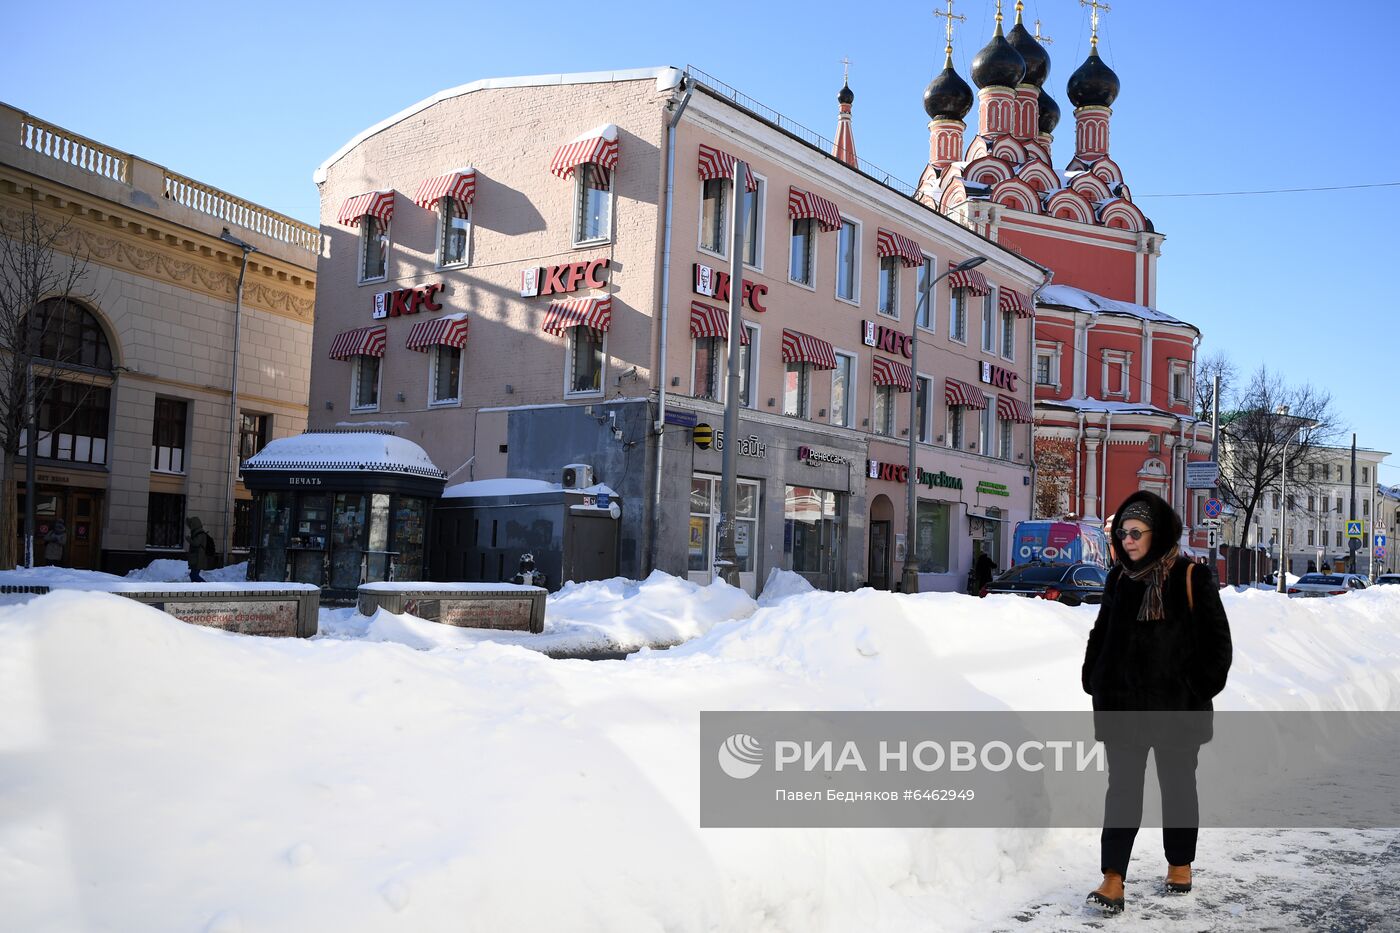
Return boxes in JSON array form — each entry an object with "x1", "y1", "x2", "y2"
[
  {"x1": 21, "y1": 299, "x2": 114, "y2": 466},
  {"x1": 28, "y1": 298, "x2": 113, "y2": 372}
]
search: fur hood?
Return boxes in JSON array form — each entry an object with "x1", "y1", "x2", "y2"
[{"x1": 1108, "y1": 490, "x2": 1183, "y2": 568}]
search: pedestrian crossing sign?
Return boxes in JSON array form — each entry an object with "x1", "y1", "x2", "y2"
[{"x1": 1346, "y1": 520, "x2": 1364, "y2": 539}]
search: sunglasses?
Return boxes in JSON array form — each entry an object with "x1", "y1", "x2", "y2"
[{"x1": 1114, "y1": 527, "x2": 1149, "y2": 542}]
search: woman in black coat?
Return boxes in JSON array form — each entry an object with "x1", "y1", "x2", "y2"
[{"x1": 1081, "y1": 491, "x2": 1232, "y2": 915}]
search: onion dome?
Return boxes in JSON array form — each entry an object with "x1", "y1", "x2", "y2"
[
  {"x1": 1067, "y1": 46, "x2": 1120, "y2": 108},
  {"x1": 924, "y1": 51, "x2": 974, "y2": 120},
  {"x1": 1006, "y1": 17, "x2": 1049, "y2": 87},
  {"x1": 837, "y1": 82, "x2": 854, "y2": 106},
  {"x1": 971, "y1": 19, "x2": 1027, "y2": 89},
  {"x1": 1038, "y1": 88, "x2": 1061, "y2": 134}
]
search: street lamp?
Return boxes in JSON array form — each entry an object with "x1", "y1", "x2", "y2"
[
  {"x1": 219, "y1": 228, "x2": 257, "y2": 569},
  {"x1": 1274, "y1": 404, "x2": 1310, "y2": 594},
  {"x1": 901, "y1": 255, "x2": 986, "y2": 594}
]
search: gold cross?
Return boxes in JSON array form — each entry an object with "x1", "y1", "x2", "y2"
[
  {"x1": 1034, "y1": 18, "x2": 1053, "y2": 44},
  {"x1": 841, "y1": 56, "x2": 852, "y2": 85},
  {"x1": 1080, "y1": 0, "x2": 1111, "y2": 48},
  {"x1": 995, "y1": 0, "x2": 1004, "y2": 28},
  {"x1": 933, "y1": 0, "x2": 966, "y2": 55}
]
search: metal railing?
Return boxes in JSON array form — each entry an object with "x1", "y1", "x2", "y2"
[
  {"x1": 163, "y1": 170, "x2": 321, "y2": 254},
  {"x1": 18, "y1": 114, "x2": 129, "y2": 183},
  {"x1": 683, "y1": 65, "x2": 919, "y2": 198}
]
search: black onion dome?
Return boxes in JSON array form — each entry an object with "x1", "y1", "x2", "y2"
[
  {"x1": 838, "y1": 82, "x2": 854, "y2": 105},
  {"x1": 971, "y1": 25, "x2": 1026, "y2": 89},
  {"x1": 924, "y1": 61, "x2": 974, "y2": 120},
  {"x1": 1038, "y1": 87, "x2": 1061, "y2": 133},
  {"x1": 1067, "y1": 46, "x2": 1120, "y2": 108},
  {"x1": 1006, "y1": 21, "x2": 1049, "y2": 87}
]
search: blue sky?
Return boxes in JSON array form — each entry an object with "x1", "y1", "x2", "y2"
[{"x1": 5, "y1": 0, "x2": 1395, "y2": 480}]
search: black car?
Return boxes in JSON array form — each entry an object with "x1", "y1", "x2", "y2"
[{"x1": 981, "y1": 562, "x2": 1108, "y2": 606}]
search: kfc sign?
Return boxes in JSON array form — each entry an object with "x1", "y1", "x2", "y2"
[
  {"x1": 374, "y1": 283, "x2": 444, "y2": 319},
  {"x1": 693, "y1": 263, "x2": 768, "y2": 312},
  {"x1": 520, "y1": 257, "x2": 611, "y2": 297},
  {"x1": 980, "y1": 360, "x2": 1019, "y2": 393},
  {"x1": 861, "y1": 320, "x2": 912, "y2": 359}
]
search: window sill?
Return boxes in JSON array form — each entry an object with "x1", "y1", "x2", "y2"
[
  {"x1": 144, "y1": 546, "x2": 185, "y2": 553},
  {"x1": 949, "y1": 336, "x2": 968, "y2": 347},
  {"x1": 428, "y1": 399, "x2": 462, "y2": 409},
  {"x1": 916, "y1": 321, "x2": 937, "y2": 334},
  {"x1": 435, "y1": 259, "x2": 470, "y2": 272},
  {"x1": 876, "y1": 309, "x2": 899, "y2": 320},
  {"x1": 572, "y1": 237, "x2": 612, "y2": 250},
  {"x1": 150, "y1": 469, "x2": 188, "y2": 477},
  {"x1": 349, "y1": 405, "x2": 381, "y2": 413},
  {"x1": 788, "y1": 277, "x2": 817, "y2": 292},
  {"x1": 358, "y1": 275, "x2": 388, "y2": 286},
  {"x1": 565, "y1": 390, "x2": 604, "y2": 400},
  {"x1": 835, "y1": 294, "x2": 860, "y2": 309},
  {"x1": 697, "y1": 244, "x2": 728, "y2": 263}
]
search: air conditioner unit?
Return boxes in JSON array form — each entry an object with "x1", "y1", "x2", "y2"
[{"x1": 562, "y1": 463, "x2": 594, "y2": 489}]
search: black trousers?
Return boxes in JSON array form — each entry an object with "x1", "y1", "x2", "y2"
[{"x1": 1100, "y1": 742, "x2": 1200, "y2": 879}]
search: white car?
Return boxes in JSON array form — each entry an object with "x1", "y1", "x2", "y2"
[
  {"x1": 1287, "y1": 573, "x2": 1369, "y2": 597},
  {"x1": 1376, "y1": 574, "x2": 1400, "y2": 587}
]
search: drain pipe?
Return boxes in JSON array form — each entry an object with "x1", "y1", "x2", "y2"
[
  {"x1": 1027, "y1": 269, "x2": 1053, "y2": 516},
  {"x1": 646, "y1": 80, "x2": 693, "y2": 575},
  {"x1": 1100, "y1": 411, "x2": 1114, "y2": 521},
  {"x1": 1074, "y1": 411, "x2": 1086, "y2": 517}
]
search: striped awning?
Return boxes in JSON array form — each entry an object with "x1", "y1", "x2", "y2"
[
  {"x1": 413, "y1": 169, "x2": 476, "y2": 211},
  {"x1": 697, "y1": 144, "x2": 757, "y2": 193},
  {"x1": 781, "y1": 328, "x2": 838, "y2": 370},
  {"x1": 689, "y1": 300, "x2": 750, "y2": 345},
  {"x1": 944, "y1": 377, "x2": 988, "y2": 410},
  {"x1": 336, "y1": 190, "x2": 395, "y2": 227},
  {"x1": 998, "y1": 286, "x2": 1033, "y2": 319},
  {"x1": 876, "y1": 229, "x2": 924, "y2": 268},
  {"x1": 997, "y1": 394, "x2": 1034, "y2": 423},
  {"x1": 550, "y1": 124, "x2": 619, "y2": 181},
  {"x1": 328, "y1": 325, "x2": 387, "y2": 360},
  {"x1": 542, "y1": 295, "x2": 612, "y2": 336},
  {"x1": 947, "y1": 263, "x2": 992, "y2": 296},
  {"x1": 871, "y1": 356, "x2": 912, "y2": 391},
  {"x1": 787, "y1": 186, "x2": 842, "y2": 232},
  {"x1": 405, "y1": 313, "x2": 469, "y2": 352}
]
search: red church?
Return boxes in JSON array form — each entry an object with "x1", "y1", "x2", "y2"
[{"x1": 917, "y1": 0, "x2": 1212, "y2": 550}]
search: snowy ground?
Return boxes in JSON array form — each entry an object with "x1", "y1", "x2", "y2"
[{"x1": 1, "y1": 566, "x2": 1399, "y2": 931}]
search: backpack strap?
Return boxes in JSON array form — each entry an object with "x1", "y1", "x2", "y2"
[{"x1": 1186, "y1": 561, "x2": 1196, "y2": 614}]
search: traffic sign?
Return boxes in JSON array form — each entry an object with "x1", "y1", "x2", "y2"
[
  {"x1": 1201, "y1": 517, "x2": 1222, "y2": 528},
  {"x1": 1185, "y1": 461, "x2": 1220, "y2": 489},
  {"x1": 1377, "y1": 533, "x2": 1389, "y2": 549},
  {"x1": 1204, "y1": 497, "x2": 1223, "y2": 519},
  {"x1": 1207, "y1": 529, "x2": 1219, "y2": 548},
  {"x1": 1347, "y1": 520, "x2": 1365, "y2": 539},
  {"x1": 1376, "y1": 546, "x2": 1388, "y2": 560}
]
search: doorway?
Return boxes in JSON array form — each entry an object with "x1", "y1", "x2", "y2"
[
  {"x1": 15, "y1": 486, "x2": 105, "y2": 570},
  {"x1": 868, "y1": 494, "x2": 894, "y2": 590}
]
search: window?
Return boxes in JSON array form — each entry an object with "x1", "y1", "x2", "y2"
[
  {"x1": 789, "y1": 217, "x2": 815, "y2": 285},
  {"x1": 1307, "y1": 529, "x2": 1315, "y2": 546},
  {"x1": 1364, "y1": 500, "x2": 1370, "y2": 517},
  {"x1": 699, "y1": 177, "x2": 729, "y2": 254},
  {"x1": 1001, "y1": 310, "x2": 1015, "y2": 361},
  {"x1": 693, "y1": 335, "x2": 721, "y2": 400},
  {"x1": 1035, "y1": 349, "x2": 1057, "y2": 386},
  {"x1": 1307, "y1": 495, "x2": 1315, "y2": 512},
  {"x1": 738, "y1": 325, "x2": 756, "y2": 407},
  {"x1": 26, "y1": 379, "x2": 110, "y2": 465},
  {"x1": 690, "y1": 475, "x2": 760, "y2": 576},
  {"x1": 949, "y1": 405, "x2": 965, "y2": 449},
  {"x1": 1102, "y1": 350, "x2": 1131, "y2": 397},
  {"x1": 28, "y1": 298, "x2": 113, "y2": 370},
  {"x1": 439, "y1": 197, "x2": 470, "y2": 266},
  {"x1": 1272, "y1": 492, "x2": 1280, "y2": 510},
  {"x1": 784, "y1": 362, "x2": 811, "y2": 418},
  {"x1": 784, "y1": 486, "x2": 842, "y2": 574},
  {"x1": 430, "y1": 344, "x2": 462, "y2": 405},
  {"x1": 877, "y1": 256, "x2": 899, "y2": 317},
  {"x1": 352, "y1": 355, "x2": 381, "y2": 410},
  {"x1": 742, "y1": 178, "x2": 764, "y2": 267},
  {"x1": 872, "y1": 384, "x2": 895, "y2": 436},
  {"x1": 232, "y1": 498, "x2": 254, "y2": 551},
  {"x1": 981, "y1": 294, "x2": 996, "y2": 353},
  {"x1": 979, "y1": 405, "x2": 994, "y2": 455},
  {"x1": 238, "y1": 412, "x2": 269, "y2": 461},
  {"x1": 574, "y1": 164, "x2": 612, "y2": 245},
  {"x1": 1337, "y1": 465, "x2": 1343, "y2": 481},
  {"x1": 830, "y1": 352, "x2": 854, "y2": 426},
  {"x1": 915, "y1": 375, "x2": 932, "y2": 443},
  {"x1": 1336, "y1": 530, "x2": 1343, "y2": 547},
  {"x1": 999, "y1": 417, "x2": 1013, "y2": 459},
  {"x1": 949, "y1": 289, "x2": 969, "y2": 343},
  {"x1": 151, "y1": 398, "x2": 187, "y2": 473},
  {"x1": 1337, "y1": 497, "x2": 1344, "y2": 513},
  {"x1": 915, "y1": 256, "x2": 935, "y2": 329},
  {"x1": 146, "y1": 491, "x2": 185, "y2": 549},
  {"x1": 915, "y1": 500, "x2": 951, "y2": 573},
  {"x1": 1169, "y1": 361, "x2": 1191, "y2": 405},
  {"x1": 836, "y1": 220, "x2": 858, "y2": 301},
  {"x1": 567, "y1": 327, "x2": 604, "y2": 395},
  {"x1": 1363, "y1": 467, "x2": 1370, "y2": 483},
  {"x1": 1286, "y1": 495, "x2": 1294, "y2": 511},
  {"x1": 360, "y1": 215, "x2": 389, "y2": 281},
  {"x1": 1308, "y1": 463, "x2": 1316, "y2": 480}
]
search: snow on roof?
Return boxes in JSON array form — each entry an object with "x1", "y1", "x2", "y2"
[
  {"x1": 571, "y1": 123, "x2": 618, "y2": 143},
  {"x1": 1038, "y1": 396, "x2": 1186, "y2": 418},
  {"x1": 442, "y1": 478, "x2": 619, "y2": 499},
  {"x1": 1037, "y1": 283, "x2": 1196, "y2": 330},
  {"x1": 243, "y1": 431, "x2": 445, "y2": 478}
]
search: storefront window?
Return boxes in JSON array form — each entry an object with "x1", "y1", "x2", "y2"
[
  {"x1": 688, "y1": 477, "x2": 711, "y2": 572},
  {"x1": 291, "y1": 495, "x2": 329, "y2": 584},
  {"x1": 365, "y1": 493, "x2": 392, "y2": 582},
  {"x1": 392, "y1": 497, "x2": 427, "y2": 581},
  {"x1": 232, "y1": 499, "x2": 254, "y2": 551},
  {"x1": 331, "y1": 493, "x2": 367, "y2": 590},
  {"x1": 915, "y1": 500, "x2": 951, "y2": 573},
  {"x1": 784, "y1": 486, "x2": 842, "y2": 576},
  {"x1": 257, "y1": 491, "x2": 290, "y2": 582},
  {"x1": 690, "y1": 475, "x2": 759, "y2": 575}
]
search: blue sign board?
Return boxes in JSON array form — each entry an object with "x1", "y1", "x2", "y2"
[{"x1": 664, "y1": 409, "x2": 699, "y2": 428}]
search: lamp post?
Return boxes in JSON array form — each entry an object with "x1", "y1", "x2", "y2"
[
  {"x1": 219, "y1": 228, "x2": 256, "y2": 568},
  {"x1": 901, "y1": 255, "x2": 986, "y2": 595},
  {"x1": 1275, "y1": 404, "x2": 1307, "y2": 594}
]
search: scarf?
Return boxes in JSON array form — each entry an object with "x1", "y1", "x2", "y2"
[{"x1": 1121, "y1": 545, "x2": 1179, "y2": 621}]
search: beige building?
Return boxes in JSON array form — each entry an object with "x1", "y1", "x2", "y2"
[
  {"x1": 306, "y1": 67, "x2": 1043, "y2": 594},
  {"x1": 0, "y1": 102, "x2": 316, "y2": 571}
]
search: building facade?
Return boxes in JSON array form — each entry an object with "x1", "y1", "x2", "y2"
[
  {"x1": 0, "y1": 103, "x2": 316, "y2": 571},
  {"x1": 307, "y1": 66, "x2": 1043, "y2": 595}
]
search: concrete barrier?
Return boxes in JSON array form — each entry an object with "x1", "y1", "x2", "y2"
[
  {"x1": 358, "y1": 582, "x2": 546, "y2": 634},
  {"x1": 1, "y1": 582, "x2": 320, "y2": 637}
]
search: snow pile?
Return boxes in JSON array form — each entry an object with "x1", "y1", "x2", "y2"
[
  {"x1": 124, "y1": 559, "x2": 249, "y2": 583},
  {"x1": 2, "y1": 581, "x2": 1399, "y2": 931},
  {"x1": 757, "y1": 567, "x2": 816, "y2": 607}
]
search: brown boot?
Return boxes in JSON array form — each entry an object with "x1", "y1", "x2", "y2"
[
  {"x1": 1086, "y1": 871, "x2": 1125, "y2": 914},
  {"x1": 1165, "y1": 863, "x2": 1192, "y2": 893}
]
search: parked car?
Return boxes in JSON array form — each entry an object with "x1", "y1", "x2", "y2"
[
  {"x1": 981, "y1": 562, "x2": 1107, "y2": 606},
  {"x1": 1375, "y1": 574, "x2": 1400, "y2": 586},
  {"x1": 1286, "y1": 573, "x2": 1370, "y2": 597}
]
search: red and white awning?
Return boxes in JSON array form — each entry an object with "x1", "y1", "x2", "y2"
[
  {"x1": 328, "y1": 325, "x2": 387, "y2": 360},
  {"x1": 413, "y1": 169, "x2": 476, "y2": 211},
  {"x1": 550, "y1": 124, "x2": 619, "y2": 181},
  {"x1": 871, "y1": 356, "x2": 912, "y2": 391},
  {"x1": 787, "y1": 186, "x2": 842, "y2": 232},
  {"x1": 998, "y1": 286, "x2": 1033, "y2": 319},
  {"x1": 697, "y1": 144, "x2": 758, "y2": 193},
  {"x1": 336, "y1": 190, "x2": 395, "y2": 227},
  {"x1": 542, "y1": 295, "x2": 612, "y2": 336},
  {"x1": 947, "y1": 263, "x2": 992, "y2": 296},
  {"x1": 944, "y1": 377, "x2": 988, "y2": 409},
  {"x1": 997, "y1": 394, "x2": 1034, "y2": 423},
  {"x1": 405, "y1": 313, "x2": 469, "y2": 352},
  {"x1": 780, "y1": 329, "x2": 838, "y2": 370},
  {"x1": 876, "y1": 229, "x2": 924, "y2": 268},
  {"x1": 689, "y1": 300, "x2": 750, "y2": 345}
]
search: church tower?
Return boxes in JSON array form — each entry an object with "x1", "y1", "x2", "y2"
[{"x1": 832, "y1": 60, "x2": 858, "y2": 168}]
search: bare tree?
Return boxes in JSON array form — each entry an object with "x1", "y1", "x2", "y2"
[
  {"x1": 0, "y1": 198, "x2": 94, "y2": 569},
  {"x1": 1194, "y1": 350, "x2": 1237, "y2": 423},
  {"x1": 1218, "y1": 367, "x2": 1341, "y2": 562},
  {"x1": 1033, "y1": 437, "x2": 1075, "y2": 519}
]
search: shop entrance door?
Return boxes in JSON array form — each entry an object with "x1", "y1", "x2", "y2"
[
  {"x1": 869, "y1": 521, "x2": 891, "y2": 590},
  {"x1": 67, "y1": 491, "x2": 102, "y2": 570},
  {"x1": 15, "y1": 487, "x2": 104, "y2": 569},
  {"x1": 687, "y1": 474, "x2": 760, "y2": 596}
]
